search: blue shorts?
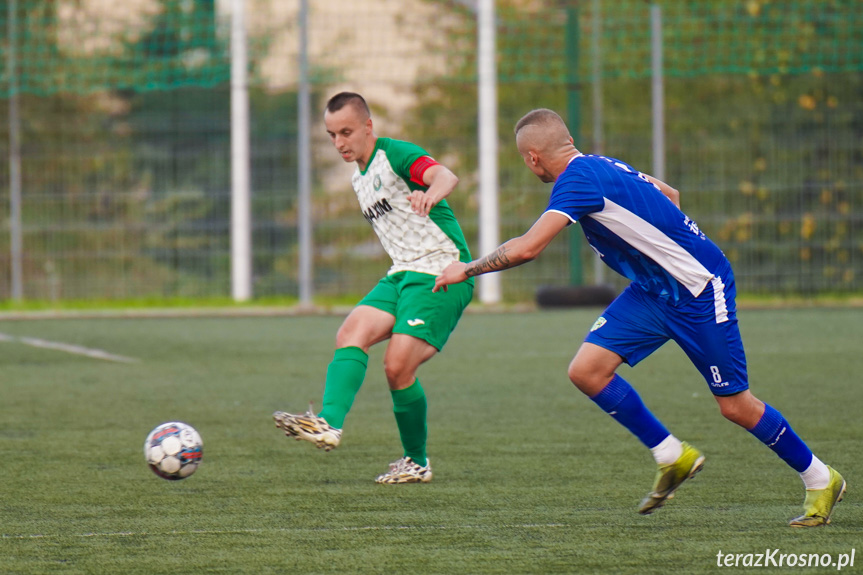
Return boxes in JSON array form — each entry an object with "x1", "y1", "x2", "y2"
[{"x1": 584, "y1": 270, "x2": 749, "y2": 396}]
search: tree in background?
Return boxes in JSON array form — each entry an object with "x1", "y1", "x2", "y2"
[{"x1": 406, "y1": 0, "x2": 863, "y2": 296}]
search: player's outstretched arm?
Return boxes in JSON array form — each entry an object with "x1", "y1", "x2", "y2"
[
  {"x1": 410, "y1": 164, "x2": 458, "y2": 217},
  {"x1": 433, "y1": 211, "x2": 569, "y2": 292}
]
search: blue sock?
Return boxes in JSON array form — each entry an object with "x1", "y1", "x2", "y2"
[
  {"x1": 589, "y1": 374, "x2": 670, "y2": 449},
  {"x1": 747, "y1": 403, "x2": 813, "y2": 472}
]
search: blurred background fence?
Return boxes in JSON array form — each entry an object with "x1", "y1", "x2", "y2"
[{"x1": 1, "y1": 0, "x2": 861, "y2": 303}]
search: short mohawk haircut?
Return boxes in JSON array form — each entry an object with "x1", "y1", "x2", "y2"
[
  {"x1": 514, "y1": 108, "x2": 566, "y2": 135},
  {"x1": 325, "y1": 92, "x2": 371, "y2": 117}
]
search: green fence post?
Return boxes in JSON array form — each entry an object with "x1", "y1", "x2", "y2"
[{"x1": 566, "y1": 3, "x2": 583, "y2": 286}]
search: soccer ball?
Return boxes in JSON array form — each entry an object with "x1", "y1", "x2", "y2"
[{"x1": 144, "y1": 421, "x2": 203, "y2": 480}]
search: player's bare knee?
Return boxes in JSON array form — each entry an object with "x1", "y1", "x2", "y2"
[
  {"x1": 717, "y1": 400, "x2": 744, "y2": 424},
  {"x1": 334, "y1": 325, "x2": 352, "y2": 348},
  {"x1": 335, "y1": 320, "x2": 370, "y2": 350},
  {"x1": 716, "y1": 393, "x2": 764, "y2": 428},
  {"x1": 383, "y1": 358, "x2": 413, "y2": 388},
  {"x1": 334, "y1": 315, "x2": 361, "y2": 346},
  {"x1": 567, "y1": 362, "x2": 583, "y2": 386},
  {"x1": 568, "y1": 362, "x2": 600, "y2": 395}
]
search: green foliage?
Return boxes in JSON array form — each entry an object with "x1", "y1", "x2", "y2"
[
  {"x1": 2, "y1": 0, "x2": 863, "y2": 302},
  {"x1": 410, "y1": 0, "x2": 863, "y2": 295},
  {"x1": 0, "y1": 0, "x2": 228, "y2": 95}
]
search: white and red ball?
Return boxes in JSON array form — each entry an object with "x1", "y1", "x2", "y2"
[{"x1": 144, "y1": 422, "x2": 203, "y2": 480}]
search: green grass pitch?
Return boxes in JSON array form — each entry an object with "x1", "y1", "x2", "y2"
[{"x1": 0, "y1": 308, "x2": 860, "y2": 574}]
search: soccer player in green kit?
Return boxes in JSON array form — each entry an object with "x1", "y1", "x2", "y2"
[{"x1": 273, "y1": 92, "x2": 473, "y2": 484}]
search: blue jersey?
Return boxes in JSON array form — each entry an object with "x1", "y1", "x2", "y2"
[{"x1": 545, "y1": 154, "x2": 729, "y2": 303}]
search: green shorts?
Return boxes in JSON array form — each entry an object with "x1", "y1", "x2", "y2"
[{"x1": 358, "y1": 271, "x2": 473, "y2": 351}]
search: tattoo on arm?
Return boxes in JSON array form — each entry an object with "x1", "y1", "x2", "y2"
[{"x1": 465, "y1": 246, "x2": 513, "y2": 277}]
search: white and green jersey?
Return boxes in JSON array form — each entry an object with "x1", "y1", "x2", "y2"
[{"x1": 352, "y1": 137, "x2": 472, "y2": 277}]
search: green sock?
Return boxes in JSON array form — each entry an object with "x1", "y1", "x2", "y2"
[
  {"x1": 318, "y1": 346, "x2": 368, "y2": 429},
  {"x1": 391, "y1": 379, "x2": 428, "y2": 467}
]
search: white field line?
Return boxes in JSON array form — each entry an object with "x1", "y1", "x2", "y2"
[
  {"x1": 0, "y1": 332, "x2": 139, "y2": 363},
  {"x1": 2, "y1": 523, "x2": 566, "y2": 540}
]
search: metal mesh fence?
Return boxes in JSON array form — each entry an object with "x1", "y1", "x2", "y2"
[{"x1": 0, "y1": 0, "x2": 861, "y2": 302}]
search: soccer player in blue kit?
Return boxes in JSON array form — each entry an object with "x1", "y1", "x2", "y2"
[{"x1": 433, "y1": 108, "x2": 846, "y2": 526}]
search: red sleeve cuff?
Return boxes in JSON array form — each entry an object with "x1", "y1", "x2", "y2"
[{"x1": 409, "y1": 156, "x2": 439, "y2": 186}]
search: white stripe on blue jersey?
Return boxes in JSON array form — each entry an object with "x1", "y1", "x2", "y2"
[
  {"x1": 587, "y1": 198, "x2": 714, "y2": 297},
  {"x1": 545, "y1": 154, "x2": 730, "y2": 302},
  {"x1": 711, "y1": 275, "x2": 729, "y2": 323}
]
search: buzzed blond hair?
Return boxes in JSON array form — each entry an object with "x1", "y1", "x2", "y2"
[
  {"x1": 514, "y1": 108, "x2": 566, "y2": 134},
  {"x1": 514, "y1": 108, "x2": 572, "y2": 153}
]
